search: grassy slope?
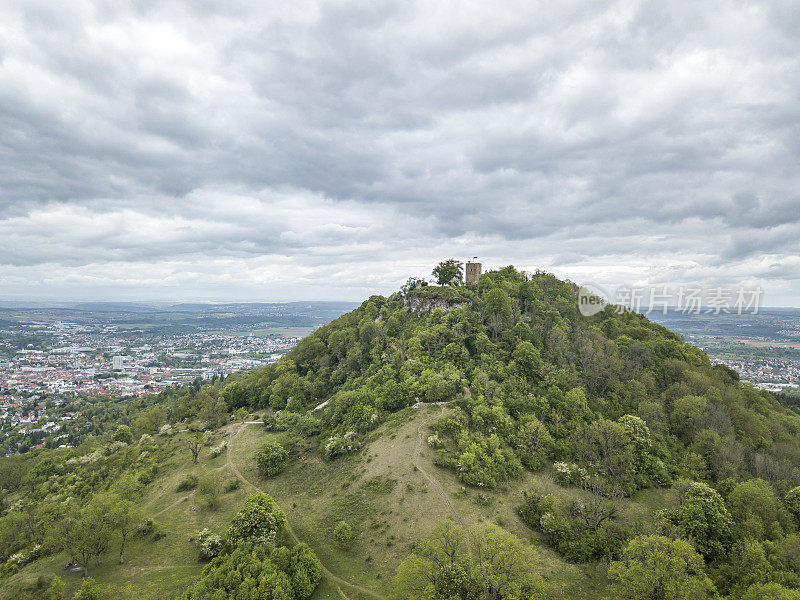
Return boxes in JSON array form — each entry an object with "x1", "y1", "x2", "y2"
[
  {"x1": 227, "y1": 405, "x2": 672, "y2": 600},
  {"x1": 2, "y1": 407, "x2": 672, "y2": 600},
  {"x1": 0, "y1": 432, "x2": 249, "y2": 600}
]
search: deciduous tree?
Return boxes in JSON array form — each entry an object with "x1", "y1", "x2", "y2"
[{"x1": 608, "y1": 535, "x2": 715, "y2": 600}]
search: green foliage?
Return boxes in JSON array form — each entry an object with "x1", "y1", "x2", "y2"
[
  {"x1": 333, "y1": 520, "x2": 354, "y2": 547},
  {"x1": 393, "y1": 519, "x2": 543, "y2": 600},
  {"x1": 519, "y1": 480, "x2": 626, "y2": 562},
  {"x1": 134, "y1": 406, "x2": 166, "y2": 435},
  {"x1": 741, "y1": 582, "x2": 800, "y2": 600},
  {"x1": 255, "y1": 440, "x2": 289, "y2": 478},
  {"x1": 786, "y1": 487, "x2": 800, "y2": 522},
  {"x1": 47, "y1": 575, "x2": 66, "y2": 600},
  {"x1": 227, "y1": 492, "x2": 286, "y2": 547},
  {"x1": 432, "y1": 259, "x2": 464, "y2": 286},
  {"x1": 661, "y1": 481, "x2": 733, "y2": 560},
  {"x1": 728, "y1": 478, "x2": 780, "y2": 540},
  {"x1": 183, "y1": 542, "x2": 321, "y2": 600},
  {"x1": 608, "y1": 535, "x2": 715, "y2": 600},
  {"x1": 176, "y1": 474, "x2": 199, "y2": 492},
  {"x1": 73, "y1": 577, "x2": 102, "y2": 600},
  {"x1": 112, "y1": 424, "x2": 134, "y2": 444}
]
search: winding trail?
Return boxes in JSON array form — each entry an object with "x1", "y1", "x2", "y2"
[
  {"x1": 412, "y1": 405, "x2": 472, "y2": 558},
  {"x1": 151, "y1": 495, "x2": 190, "y2": 518},
  {"x1": 225, "y1": 422, "x2": 385, "y2": 600}
]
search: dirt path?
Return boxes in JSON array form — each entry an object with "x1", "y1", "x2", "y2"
[
  {"x1": 226, "y1": 423, "x2": 385, "y2": 600},
  {"x1": 151, "y1": 495, "x2": 190, "y2": 518},
  {"x1": 412, "y1": 405, "x2": 472, "y2": 557}
]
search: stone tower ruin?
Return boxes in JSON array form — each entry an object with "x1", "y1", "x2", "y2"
[{"x1": 465, "y1": 260, "x2": 482, "y2": 285}]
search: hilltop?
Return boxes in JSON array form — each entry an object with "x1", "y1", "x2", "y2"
[{"x1": 3, "y1": 264, "x2": 800, "y2": 600}]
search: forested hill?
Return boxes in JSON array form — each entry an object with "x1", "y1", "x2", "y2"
[
  {"x1": 228, "y1": 265, "x2": 798, "y2": 495},
  {"x1": 6, "y1": 265, "x2": 800, "y2": 600}
]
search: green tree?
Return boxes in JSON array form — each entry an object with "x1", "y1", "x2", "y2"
[
  {"x1": 227, "y1": 492, "x2": 286, "y2": 547},
  {"x1": 785, "y1": 486, "x2": 800, "y2": 522},
  {"x1": 198, "y1": 396, "x2": 229, "y2": 429},
  {"x1": 671, "y1": 396, "x2": 707, "y2": 440},
  {"x1": 63, "y1": 503, "x2": 111, "y2": 576},
  {"x1": 432, "y1": 259, "x2": 464, "y2": 286},
  {"x1": 512, "y1": 341, "x2": 543, "y2": 381},
  {"x1": 111, "y1": 424, "x2": 133, "y2": 444},
  {"x1": 255, "y1": 440, "x2": 289, "y2": 478},
  {"x1": 393, "y1": 520, "x2": 472, "y2": 600},
  {"x1": 729, "y1": 538, "x2": 773, "y2": 593},
  {"x1": 608, "y1": 535, "x2": 715, "y2": 600},
  {"x1": 182, "y1": 543, "x2": 321, "y2": 600},
  {"x1": 741, "y1": 582, "x2": 800, "y2": 600},
  {"x1": 106, "y1": 494, "x2": 141, "y2": 563},
  {"x1": 333, "y1": 521, "x2": 354, "y2": 547},
  {"x1": 662, "y1": 481, "x2": 733, "y2": 559},
  {"x1": 728, "y1": 479, "x2": 779, "y2": 539},
  {"x1": 134, "y1": 406, "x2": 166, "y2": 435},
  {"x1": 470, "y1": 522, "x2": 543, "y2": 600},
  {"x1": 483, "y1": 289, "x2": 513, "y2": 340}
]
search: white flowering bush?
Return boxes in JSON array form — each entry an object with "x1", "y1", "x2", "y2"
[
  {"x1": 322, "y1": 431, "x2": 360, "y2": 459},
  {"x1": 159, "y1": 424, "x2": 174, "y2": 436},
  {"x1": 194, "y1": 528, "x2": 223, "y2": 560},
  {"x1": 77, "y1": 449, "x2": 103, "y2": 465},
  {"x1": 427, "y1": 433, "x2": 443, "y2": 448},
  {"x1": 2, "y1": 544, "x2": 43, "y2": 576},
  {"x1": 553, "y1": 462, "x2": 588, "y2": 486},
  {"x1": 208, "y1": 440, "x2": 228, "y2": 458},
  {"x1": 106, "y1": 440, "x2": 128, "y2": 453}
]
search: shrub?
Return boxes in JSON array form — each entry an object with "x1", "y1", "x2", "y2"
[
  {"x1": 333, "y1": 521, "x2": 354, "y2": 546},
  {"x1": 183, "y1": 542, "x2": 321, "y2": 600},
  {"x1": 224, "y1": 477, "x2": 241, "y2": 493},
  {"x1": 176, "y1": 474, "x2": 198, "y2": 492},
  {"x1": 197, "y1": 473, "x2": 223, "y2": 509},
  {"x1": 322, "y1": 431, "x2": 361, "y2": 459},
  {"x1": 553, "y1": 462, "x2": 588, "y2": 486},
  {"x1": 194, "y1": 528, "x2": 223, "y2": 560},
  {"x1": 136, "y1": 518, "x2": 155, "y2": 536},
  {"x1": 427, "y1": 433, "x2": 443, "y2": 448},
  {"x1": 47, "y1": 576, "x2": 65, "y2": 600},
  {"x1": 255, "y1": 441, "x2": 289, "y2": 478},
  {"x1": 73, "y1": 577, "x2": 101, "y2": 600}
]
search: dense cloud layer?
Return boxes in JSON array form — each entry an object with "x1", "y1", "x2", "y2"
[{"x1": 1, "y1": 0, "x2": 798, "y2": 303}]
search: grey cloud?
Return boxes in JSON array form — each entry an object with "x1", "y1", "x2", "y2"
[{"x1": 0, "y1": 0, "x2": 799, "y2": 302}]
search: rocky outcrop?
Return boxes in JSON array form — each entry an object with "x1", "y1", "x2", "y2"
[{"x1": 404, "y1": 295, "x2": 467, "y2": 314}]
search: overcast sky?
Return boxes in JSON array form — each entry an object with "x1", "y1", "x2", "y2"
[{"x1": 1, "y1": 1, "x2": 799, "y2": 305}]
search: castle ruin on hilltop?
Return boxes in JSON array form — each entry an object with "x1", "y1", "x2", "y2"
[{"x1": 465, "y1": 259, "x2": 482, "y2": 285}]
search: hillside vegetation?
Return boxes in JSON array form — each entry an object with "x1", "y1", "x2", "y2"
[{"x1": 3, "y1": 264, "x2": 800, "y2": 600}]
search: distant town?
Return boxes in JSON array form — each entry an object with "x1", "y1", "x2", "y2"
[
  {"x1": 0, "y1": 301, "x2": 357, "y2": 449},
  {"x1": 649, "y1": 308, "x2": 800, "y2": 393}
]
